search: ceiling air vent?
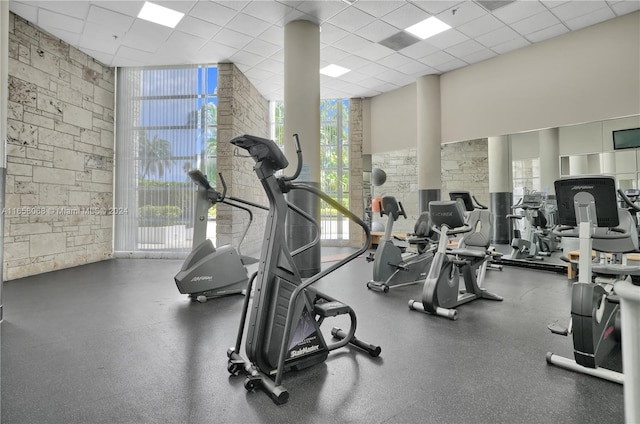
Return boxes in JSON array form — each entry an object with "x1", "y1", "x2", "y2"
[
  {"x1": 476, "y1": 0, "x2": 516, "y2": 12},
  {"x1": 378, "y1": 32, "x2": 421, "y2": 52}
]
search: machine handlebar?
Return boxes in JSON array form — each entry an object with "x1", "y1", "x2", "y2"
[{"x1": 618, "y1": 188, "x2": 640, "y2": 213}]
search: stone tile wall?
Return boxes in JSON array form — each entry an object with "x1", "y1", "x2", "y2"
[
  {"x1": 216, "y1": 63, "x2": 269, "y2": 258},
  {"x1": 372, "y1": 138, "x2": 489, "y2": 233},
  {"x1": 5, "y1": 13, "x2": 114, "y2": 280},
  {"x1": 348, "y1": 98, "x2": 365, "y2": 247}
]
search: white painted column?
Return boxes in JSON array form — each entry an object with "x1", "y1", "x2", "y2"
[
  {"x1": 539, "y1": 128, "x2": 559, "y2": 194},
  {"x1": 416, "y1": 75, "x2": 441, "y2": 212},
  {"x1": 283, "y1": 20, "x2": 321, "y2": 277},
  {"x1": 488, "y1": 136, "x2": 512, "y2": 243},
  {"x1": 1, "y1": 0, "x2": 9, "y2": 413}
]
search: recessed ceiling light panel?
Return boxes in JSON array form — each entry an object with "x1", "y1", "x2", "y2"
[
  {"x1": 405, "y1": 17, "x2": 451, "y2": 40},
  {"x1": 320, "y1": 64, "x2": 351, "y2": 78},
  {"x1": 137, "y1": 1, "x2": 184, "y2": 28}
]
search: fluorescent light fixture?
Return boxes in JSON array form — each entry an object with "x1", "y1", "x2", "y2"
[
  {"x1": 405, "y1": 17, "x2": 451, "y2": 40},
  {"x1": 320, "y1": 64, "x2": 351, "y2": 78},
  {"x1": 137, "y1": 1, "x2": 184, "y2": 28}
]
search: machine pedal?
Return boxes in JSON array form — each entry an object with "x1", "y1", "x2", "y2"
[
  {"x1": 547, "y1": 322, "x2": 569, "y2": 336},
  {"x1": 314, "y1": 301, "x2": 350, "y2": 317}
]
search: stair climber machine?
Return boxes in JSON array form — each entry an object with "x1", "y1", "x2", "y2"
[
  {"x1": 547, "y1": 176, "x2": 640, "y2": 422},
  {"x1": 226, "y1": 134, "x2": 381, "y2": 405},
  {"x1": 366, "y1": 196, "x2": 435, "y2": 292},
  {"x1": 174, "y1": 170, "x2": 267, "y2": 302},
  {"x1": 408, "y1": 200, "x2": 503, "y2": 320}
]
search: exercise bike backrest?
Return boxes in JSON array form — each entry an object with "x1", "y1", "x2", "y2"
[
  {"x1": 380, "y1": 196, "x2": 407, "y2": 221},
  {"x1": 428, "y1": 200, "x2": 470, "y2": 235},
  {"x1": 554, "y1": 176, "x2": 638, "y2": 254}
]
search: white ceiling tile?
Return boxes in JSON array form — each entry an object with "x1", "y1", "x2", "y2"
[
  {"x1": 355, "y1": 43, "x2": 394, "y2": 61},
  {"x1": 382, "y1": 3, "x2": 431, "y2": 29},
  {"x1": 457, "y1": 13, "x2": 504, "y2": 38},
  {"x1": 445, "y1": 39, "x2": 486, "y2": 58},
  {"x1": 358, "y1": 61, "x2": 392, "y2": 77},
  {"x1": 510, "y1": 10, "x2": 562, "y2": 35},
  {"x1": 357, "y1": 20, "x2": 401, "y2": 43},
  {"x1": 320, "y1": 23, "x2": 351, "y2": 44},
  {"x1": 434, "y1": 57, "x2": 467, "y2": 72},
  {"x1": 377, "y1": 53, "x2": 414, "y2": 68},
  {"x1": 397, "y1": 40, "x2": 440, "y2": 59},
  {"x1": 91, "y1": 1, "x2": 145, "y2": 18},
  {"x1": 425, "y1": 29, "x2": 469, "y2": 50},
  {"x1": 242, "y1": 38, "x2": 282, "y2": 58},
  {"x1": 420, "y1": 50, "x2": 457, "y2": 67},
  {"x1": 410, "y1": 1, "x2": 466, "y2": 15},
  {"x1": 197, "y1": 39, "x2": 237, "y2": 62},
  {"x1": 339, "y1": 70, "x2": 369, "y2": 84},
  {"x1": 551, "y1": 1, "x2": 610, "y2": 21},
  {"x1": 46, "y1": 27, "x2": 81, "y2": 47},
  {"x1": 244, "y1": 67, "x2": 275, "y2": 82},
  {"x1": 120, "y1": 19, "x2": 172, "y2": 53},
  {"x1": 337, "y1": 54, "x2": 373, "y2": 70},
  {"x1": 175, "y1": 16, "x2": 221, "y2": 40},
  {"x1": 154, "y1": 1, "x2": 198, "y2": 14},
  {"x1": 610, "y1": 1, "x2": 640, "y2": 15},
  {"x1": 87, "y1": 5, "x2": 134, "y2": 34},
  {"x1": 354, "y1": 1, "x2": 404, "y2": 18},
  {"x1": 460, "y1": 48, "x2": 498, "y2": 64},
  {"x1": 162, "y1": 31, "x2": 208, "y2": 59},
  {"x1": 540, "y1": 1, "x2": 571, "y2": 8},
  {"x1": 189, "y1": 1, "x2": 238, "y2": 26},
  {"x1": 212, "y1": 28, "x2": 253, "y2": 49},
  {"x1": 115, "y1": 45, "x2": 159, "y2": 63},
  {"x1": 564, "y1": 6, "x2": 616, "y2": 30},
  {"x1": 294, "y1": 1, "x2": 348, "y2": 22},
  {"x1": 79, "y1": 24, "x2": 123, "y2": 54},
  {"x1": 241, "y1": 1, "x2": 294, "y2": 24},
  {"x1": 217, "y1": 1, "x2": 251, "y2": 11},
  {"x1": 9, "y1": 2, "x2": 39, "y2": 23},
  {"x1": 525, "y1": 22, "x2": 570, "y2": 43},
  {"x1": 492, "y1": 0, "x2": 547, "y2": 24},
  {"x1": 326, "y1": 6, "x2": 378, "y2": 32},
  {"x1": 38, "y1": 1, "x2": 91, "y2": 20},
  {"x1": 436, "y1": 1, "x2": 488, "y2": 27},
  {"x1": 230, "y1": 50, "x2": 265, "y2": 67},
  {"x1": 475, "y1": 25, "x2": 521, "y2": 47},
  {"x1": 38, "y1": 8, "x2": 85, "y2": 34},
  {"x1": 335, "y1": 34, "x2": 374, "y2": 52},
  {"x1": 491, "y1": 36, "x2": 531, "y2": 54},
  {"x1": 377, "y1": 68, "x2": 414, "y2": 85},
  {"x1": 321, "y1": 45, "x2": 351, "y2": 63},
  {"x1": 82, "y1": 47, "x2": 114, "y2": 66},
  {"x1": 397, "y1": 59, "x2": 430, "y2": 74},
  {"x1": 225, "y1": 13, "x2": 271, "y2": 37},
  {"x1": 357, "y1": 76, "x2": 387, "y2": 89},
  {"x1": 269, "y1": 49, "x2": 285, "y2": 62},
  {"x1": 258, "y1": 26, "x2": 284, "y2": 46},
  {"x1": 255, "y1": 58, "x2": 283, "y2": 73}
]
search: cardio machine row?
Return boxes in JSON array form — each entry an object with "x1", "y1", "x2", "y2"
[{"x1": 172, "y1": 135, "x2": 639, "y2": 421}]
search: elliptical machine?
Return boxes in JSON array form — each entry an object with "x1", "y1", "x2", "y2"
[
  {"x1": 508, "y1": 193, "x2": 547, "y2": 260},
  {"x1": 366, "y1": 196, "x2": 435, "y2": 292},
  {"x1": 408, "y1": 200, "x2": 503, "y2": 320},
  {"x1": 226, "y1": 134, "x2": 381, "y2": 405},
  {"x1": 174, "y1": 170, "x2": 266, "y2": 302},
  {"x1": 546, "y1": 175, "x2": 640, "y2": 384}
]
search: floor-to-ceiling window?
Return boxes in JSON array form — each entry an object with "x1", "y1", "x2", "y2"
[
  {"x1": 115, "y1": 65, "x2": 217, "y2": 255},
  {"x1": 270, "y1": 99, "x2": 350, "y2": 241}
]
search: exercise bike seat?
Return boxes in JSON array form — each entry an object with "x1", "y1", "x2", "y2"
[{"x1": 447, "y1": 247, "x2": 487, "y2": 259}]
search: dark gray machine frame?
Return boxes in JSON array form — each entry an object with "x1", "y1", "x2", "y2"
[
  {"x1": 408, "y1": 200, "x2": 503, "y2": 320},
  {"x1": 546, "y1": 175, "x2": 640, "y2": 385},
  {"x1": 366, "y1": 196, "x2": 435, "y2": 293},
  {"x1": 226, "y1": 134, "x2": 380, "y2": 405},
  {"x1": 174, "y1": 170, "x2": 267, "y2": 302}
]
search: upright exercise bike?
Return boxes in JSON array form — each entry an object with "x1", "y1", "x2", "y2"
[
  {"x1": 408, "y1": 200, "x2": 503, "y2": 320},
  {"x1": 226, "y1": 134, "x2": 381, "y2": 404},
  {"x1": 174, "y1": 170, "x2": 266, "y2": 302},
  {"x1": 547, "y1": 175, "x2": 640, "y2": 385},
  {"x1": 366, "y1": 196, "x2": 435, "y2": 292}
]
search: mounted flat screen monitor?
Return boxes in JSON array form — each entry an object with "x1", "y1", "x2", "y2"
[
  {"x1": 613, "y1": 128, "x2": 640, "y2": 150},
  {"x1": 554, "y1": 176, "x2": 618, "y2": 228}
]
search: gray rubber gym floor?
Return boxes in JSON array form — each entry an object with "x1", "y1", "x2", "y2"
[{"x1": 2, "y1": 251, "x2": 624, "y2": 424}]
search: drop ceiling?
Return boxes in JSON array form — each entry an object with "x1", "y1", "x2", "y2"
[{"x1": 8, "y1": 0, "x2": 640, "y2": 100}]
